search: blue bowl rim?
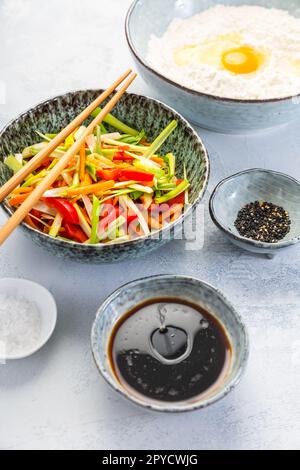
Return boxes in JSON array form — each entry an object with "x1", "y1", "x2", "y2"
[
  {"x1": 0, "y1": 88, "x2": 210, "y2": 251},
  {"x1": 91, "y1": 274, "x2": 249, "y2": 413},
  {"x1": 209, "y1": 168, "x2": 300, "y2": 250},
  {"x1": 125, "y1": 0, "x2": 300, "y2": 105}
]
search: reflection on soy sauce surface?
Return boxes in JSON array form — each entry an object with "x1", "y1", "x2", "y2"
[{"x1": 108, "y1": 299, "x2": 232, "y2": 403}]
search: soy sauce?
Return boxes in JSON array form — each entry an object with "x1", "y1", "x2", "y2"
[{"x1": 108, "y1": 298, "x2": 232, "y2": 403}]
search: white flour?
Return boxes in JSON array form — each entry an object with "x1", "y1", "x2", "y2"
[
  {"x1": 0, "y1": 294, "x2": 42, "y2": 356},
  {"x1": 147, "y1": 5, "x2": 300, "y2": 99}
]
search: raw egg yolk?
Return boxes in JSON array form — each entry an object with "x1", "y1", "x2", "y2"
[{"x1": 222, "y1": 46, "x2": 261, "y2": 74}]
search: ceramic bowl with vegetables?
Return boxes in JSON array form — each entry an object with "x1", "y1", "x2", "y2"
[{"x1": 0, "y1": 90, "x2": 209, "y2": 263}]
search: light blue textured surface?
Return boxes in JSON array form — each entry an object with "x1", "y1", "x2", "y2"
[{"x1": 0, "y1": 0, "x2": 300, "y2": 451}]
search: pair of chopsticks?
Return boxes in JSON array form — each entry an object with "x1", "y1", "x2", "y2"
[{"x1": 0, "y1": 69, "x2": 137, "y2": 246}]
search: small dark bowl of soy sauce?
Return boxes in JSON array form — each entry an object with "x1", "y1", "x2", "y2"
[{"x1": 91, "y1": 275, "x2": 249, "y2": 413}]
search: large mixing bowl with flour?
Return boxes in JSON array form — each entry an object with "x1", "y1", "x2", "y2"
[{"x1": 126, "y1": 0, "x2": 300, "y2": 133}]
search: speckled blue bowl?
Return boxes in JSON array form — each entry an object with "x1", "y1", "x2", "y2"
[
  {"x1": 91, "y1": 275, "x2": 249, "y2": 413},
  {"x1": 0, "y1": 90, "x2": 209, "y2": 263},
  {"x1": 209, "y1": 168, "x2": 300, "y2": 257},
  {"x1": 126, "y1": 0, "x2": 300, "y2": 133}
]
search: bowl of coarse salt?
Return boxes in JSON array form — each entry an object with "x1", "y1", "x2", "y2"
[{"x1": 0, "y1": 278, "x2": 57, "y2": 361}]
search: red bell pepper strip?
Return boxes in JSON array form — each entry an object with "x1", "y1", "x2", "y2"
[
  {"x1": 28, "y1": 209, "x2": 45, "y2": 231},
  {"x1": 119, "y1": 169, "x2": 154, "y2": 182},
  {"x1": 113, "y1": 152, "x2": 134, "y2": 162},
  {"x1": 31, "y1": 209, "x2": 43, "y2": 219},
  {"x1": 126, "y1": 213, "x2": 138, "y2": 224},
  {"x1": 97, "y1": 168, "x2": 154, "y2": 183},
  {"x1": 165, "y1": 192, "x2": 185, "y2": 206},
  {"x1": 165, "y1": 179, "x2": 185, "y2": 204},
  {"x1": 44, "y1": 198, "x2": 80, "y2": 225},
  {"x1": 63, "y1": 223, "x2": 88, "y2": 243}
]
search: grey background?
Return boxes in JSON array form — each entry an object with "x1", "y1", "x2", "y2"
[{"x1": 0, "y1": 0, "x2": 299, "y2": 450}]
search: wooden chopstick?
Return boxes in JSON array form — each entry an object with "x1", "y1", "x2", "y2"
[
  {"x1": 0, "y1": 72, "x2": 137, "y2": 246},
  {"x1": 0, "y1": 68, "x2": 132, "y2": 203}
]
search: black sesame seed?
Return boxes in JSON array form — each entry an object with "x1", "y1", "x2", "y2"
[{"x1": 234, "y1": 201, "x2": 291, "y2": 243}]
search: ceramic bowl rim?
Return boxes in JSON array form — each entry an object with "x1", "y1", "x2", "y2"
[
  {"x1": 0, "y1": 89, "x2": 210, "y2": 252},
  {"x1": 91, "y1": 274, "x2": 249, "y2": 413},
  {"x1": 0, "y1": 277, "x2": 57, "y2": 360},
  {"x1": 125, "y1": 0, "x2": 300, "y2": 105},
  {"x1": 209, "y1": 168, "x2": 300, "y2": 250}
]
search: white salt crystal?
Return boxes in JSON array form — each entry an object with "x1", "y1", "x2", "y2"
[{"x1": 0, "y1": 294, "x2": 42, "y2": 356}]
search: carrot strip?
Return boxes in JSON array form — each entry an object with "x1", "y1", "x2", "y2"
[
  {"x1": 161, "y1": 203, "x2": 183, "y2": 221},
  {"x1": 67, "y1": 158, "x2": 78, "y2": 168},
  {"x1": 151, "y1": 156, "x2": 164, "y2": 165},
  {"x1": 131, "y1": 222, "x2": 144, "y2": 235},
  {"x1": 9, "y1": 192, "x2": 32, "y2": 206},
  {"x1": 12, "y1": 187, "x2": 33, "y2": 195},
  {"x1": 79, "y1": 144, "x2": 86, "y2": 182},
  {"x1": 81, "y1": 173, "x2": 92, "y2": 186},
  {"x1": 24, "y1": 215, "x2": 38, "y2": 229},
  {"x1": 140, "y1": 180, "x2": 155, "y2": 188},
  {"x1": 66, "y1": 180, "x2": 114, "y2": 196}
]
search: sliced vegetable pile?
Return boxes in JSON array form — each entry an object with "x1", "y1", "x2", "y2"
[{"x1": 4, "y1": 109, "x2": 190, "y2": 245}]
